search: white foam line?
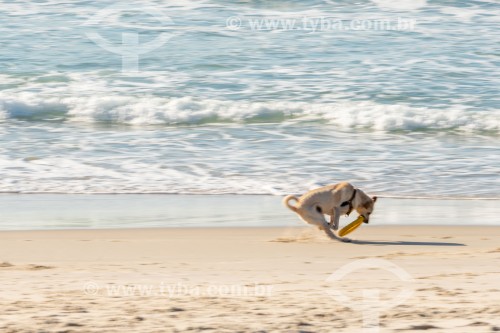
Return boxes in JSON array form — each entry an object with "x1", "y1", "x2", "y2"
[
  {"x1": 374, "y1": 195, "x2": 500, "y2": 201},
  {"x1": 1, "y1": 191, "x2": 499, "y2": 201}
]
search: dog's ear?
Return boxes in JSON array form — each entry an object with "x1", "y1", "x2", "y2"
[{"x1": 372, "y1": 196, "x2": 378, "y2": 202}]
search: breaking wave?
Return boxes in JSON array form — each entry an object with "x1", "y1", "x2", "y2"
[{"x1": 1, "y1": 94, "x2": 499, "y2": 133}]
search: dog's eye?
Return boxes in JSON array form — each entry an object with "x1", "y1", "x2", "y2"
[{"x1": 316, "y1": 206, "x2": 322, "y2": 214}]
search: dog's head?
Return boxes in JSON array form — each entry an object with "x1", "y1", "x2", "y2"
[{"x1": 356, "y1": 195, "x2": 377, "y2": 224}]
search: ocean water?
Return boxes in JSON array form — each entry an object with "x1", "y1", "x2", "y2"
[{"x1": 1, "y1": 0, "x2": 499, "y2": 198}]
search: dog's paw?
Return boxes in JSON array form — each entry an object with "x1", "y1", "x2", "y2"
[{"x1": 328, "y1": 223, "x2": 339, "y2": 231}]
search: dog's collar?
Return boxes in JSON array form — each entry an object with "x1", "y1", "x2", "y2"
[{"x1": 340, "y1": 188, "x2": 357, "y2": 216}]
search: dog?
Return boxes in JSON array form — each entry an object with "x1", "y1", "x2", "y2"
[{"x1": 283, "y1": 182, "x2": 377, "y2": 242}]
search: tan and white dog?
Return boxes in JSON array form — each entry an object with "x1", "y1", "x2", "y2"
[{"x1": 283, "y1": 182, "x2": 377, "y2": 242}]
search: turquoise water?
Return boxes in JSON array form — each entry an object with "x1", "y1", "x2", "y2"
[{"x1": 0, "y1": 0, "x2": 499, "y2": 197}]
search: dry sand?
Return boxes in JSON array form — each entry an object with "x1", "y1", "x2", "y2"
[{"x1": 1, "y1": 226, "x2": 499, "y2": 332}]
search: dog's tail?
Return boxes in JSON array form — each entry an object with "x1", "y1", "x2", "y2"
[{"x1": 283, "y1": 195, "x2": 299, "y2": 212}]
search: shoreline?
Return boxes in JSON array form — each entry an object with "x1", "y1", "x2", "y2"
[
  {"x1": 0, "y1": 224, "x2": 498, "y2": 233},
  {"x1": 0, "y1": 194, "x2": 499, "y2": 231}
]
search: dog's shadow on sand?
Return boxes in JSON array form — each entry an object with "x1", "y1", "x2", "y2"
[{"x1": 351, "y1": 240, "x2": 465, "y2": 246}]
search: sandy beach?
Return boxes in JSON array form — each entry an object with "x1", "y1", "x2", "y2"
[
  {"x1": 2, "y1": 0, "x2": 499, "y2": 332},
  {"x1": 1, "y1": 226, "x2": 499, "y2": 332}
]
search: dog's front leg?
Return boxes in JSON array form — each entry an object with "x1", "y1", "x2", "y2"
[
  {"x1": 320, "y1": 223, "x2": 351, "y2": 242},
  {"x1": 330, "y1": 207, "x2": 340, "y2": 231}
]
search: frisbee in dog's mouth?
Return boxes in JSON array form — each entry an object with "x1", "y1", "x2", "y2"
[{"x1": 339, "y1": 215, "x2": 365, "y2": 237}]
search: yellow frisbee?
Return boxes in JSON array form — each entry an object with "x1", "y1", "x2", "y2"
[{"x1": 339, "y1": 215, "x2": 365, "y2": 237}]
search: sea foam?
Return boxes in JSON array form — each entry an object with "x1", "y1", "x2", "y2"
[{"x1": 1, "y1": 93, "x2": 498, "y2": 133}]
